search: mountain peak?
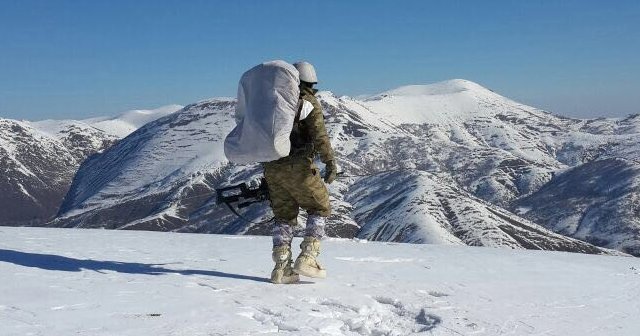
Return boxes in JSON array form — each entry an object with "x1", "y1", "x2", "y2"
[
  {"x1": 359, "y1": 79, "x2": 514, "y2": 125},
  {"x1": 85, "y1": 104, "x2": 184, "y2": 138},
  {"x1": 366, "y1": 79, "x2": 491, "y2": 101}
]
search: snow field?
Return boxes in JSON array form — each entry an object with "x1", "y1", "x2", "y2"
[{"x1": 1, "y1": 227, "x2": 639, "y2": 335}]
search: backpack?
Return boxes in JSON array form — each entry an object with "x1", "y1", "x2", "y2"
[{"x1": 224, "y1": 60, "x2": 300, "y2": 164}]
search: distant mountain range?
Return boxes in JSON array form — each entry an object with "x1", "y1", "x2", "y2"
[
  {"x1": 0, "y1": 105, "x2": 182, "y2": 226},
  {"x1": 1, "y1": 79, "x2": 638, "y2": 256}
]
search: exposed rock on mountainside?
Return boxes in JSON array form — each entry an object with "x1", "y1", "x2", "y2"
[
  {"x1": 52, "y1": 100, "x2": 240, "y2": 230},
  {"x1": 0, "y1": 119, "x2": 116, "y2": 226},
  {"x1": 347, "y1": 170, "x2": 606, "y2": 254},
  {"x1": 0, "y1": 105, "x2": 182, "y2": 226},
  {"x1": 514, "y1": 158, "x2": 640, "y2": 255}
]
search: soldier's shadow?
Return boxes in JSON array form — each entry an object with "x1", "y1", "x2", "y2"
[{"x1": 0, "y1": 248, "x2": 277, "y2": 283}]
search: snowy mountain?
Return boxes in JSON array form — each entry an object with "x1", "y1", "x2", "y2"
[
  {"x1": 0, "y1": 105, "x2": 182, "y2": 226},
  {"x1": 82, "y1": 104, "x2": 184, "y2": 138},
  {"x1": 52, "y1": 99, "x2": 238, "y2": 231},
  {"x1": 1, "y1": 227, "x2": 639, "y2": 335},
  {"x1": 0, "y1": 119, "x2": 116, "y2": 226},
  {"x1": 347, "y1": 170, "x2": 606, "y2": 254},
  {"x1": 49, "y1": 79, "x2": 640, "y2": 255},
  {"x1": 514, "y1": 158, "x2": 640, "y2": 255}
]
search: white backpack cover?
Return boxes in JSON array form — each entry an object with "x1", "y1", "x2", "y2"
[{"x1": 224, "y1": 60, "x2": 301, "y2": 164}]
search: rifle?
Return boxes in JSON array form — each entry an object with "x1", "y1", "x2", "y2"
[{"x1": 216, "y1": 177, "x2": 270, "y2": 209}]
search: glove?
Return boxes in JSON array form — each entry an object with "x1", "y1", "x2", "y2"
[{"x1": 323, "y1": 160, "x2": 337, "y2": 184}]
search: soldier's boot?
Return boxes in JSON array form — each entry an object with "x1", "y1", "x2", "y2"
[
  {"x1": 271, "y1": 244, "x2": 300, "y2": 284},
  {"x1": 293, "y1": 237, "x2": 326, "y2": 279}
]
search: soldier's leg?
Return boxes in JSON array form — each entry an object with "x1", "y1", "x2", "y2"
[
  {"x1": 290, "y1": 163, "x2": 330, "y2": 278},
  {"x1": 264, "y1": 163, "x2": 300, "y2": 235},
  {"x1": 290, "y1": 163, "x2": 331, "y2": 221},
  {"x1": 272, "y1": 219, "x2": 294, "y2": 247},
  {"x1": 263, "y1": 163, "x2": 300, "y2": 284},
  {"x1": 294, "y1": 163, "x2": 330, "y2": 239},
  {"x1": 305, "y1": 214, "x2": 326, "y2": 239}
]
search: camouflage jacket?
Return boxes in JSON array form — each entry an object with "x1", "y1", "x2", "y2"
[{"x1": 271, "y1": 86, "x2": 334, "y2": 164}]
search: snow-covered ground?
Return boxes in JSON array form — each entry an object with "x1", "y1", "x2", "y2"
[{"x1": 1, "y1": 227, "x2": 639, "y2": 335}]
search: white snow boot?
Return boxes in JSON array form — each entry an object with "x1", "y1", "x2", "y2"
[
  {"x1": 293, "y1": 237, "x2": 326, "y2": 279},
  {"x1": 271, "y1": 245, "x2": 300, "y2": 284}
]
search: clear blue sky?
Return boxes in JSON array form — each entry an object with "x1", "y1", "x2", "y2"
[{"x1": 1, "y1": 0, "x2": 639, "y2": 120}]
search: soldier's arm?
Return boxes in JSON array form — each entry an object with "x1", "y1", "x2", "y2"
[{"x1": 304, "y1": 99, "x2": 334, "y2": 163}]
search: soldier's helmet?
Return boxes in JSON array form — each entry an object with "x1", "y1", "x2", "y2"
[{"x1": 293, "y1": 61, "x2": 318, "y2": 84}]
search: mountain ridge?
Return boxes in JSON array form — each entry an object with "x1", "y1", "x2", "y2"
[
  {"x1": 0, "y1": 105, "x2": 183, "y2": 226},
  {"x1": 1, "y1": 79, "x2": 638, "y2": 254},
  {"x1": 43, "y1": 79, "x2": 640, "y2": 255}
]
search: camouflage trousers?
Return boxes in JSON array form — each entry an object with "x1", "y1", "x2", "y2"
[
  {"x1": 264, "y1": 159, "x2": 330, "y2": 247},
  {"x1": 263, "y1": 160, "x2": 331, "y2": 223}
]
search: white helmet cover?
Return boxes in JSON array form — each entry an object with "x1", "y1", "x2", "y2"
[{"x1": 293, "y1": 61, "x2": 318, "y2": 83}]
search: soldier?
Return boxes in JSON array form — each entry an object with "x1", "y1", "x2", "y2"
[{"x1": 264, "y1": 61, "x2": 337, "y2": 284}]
